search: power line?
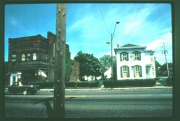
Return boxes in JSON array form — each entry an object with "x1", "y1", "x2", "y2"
[
  {"x1": 97, "y1": 4, "x2": 111, "y2": 34},
  {"x1": 156, "y1": 5, "x2": 172, "y2": 33}
]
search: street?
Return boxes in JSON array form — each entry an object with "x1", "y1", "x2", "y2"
[{"x1": 4, "y1": 88, "x2": 172, "y2": 118}]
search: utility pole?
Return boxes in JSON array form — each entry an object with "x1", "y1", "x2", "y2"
[
  {"x1": 162, "y1": 42, "x2": 170, "y2": 77},
  {"x1": 54, "y1": 4, "x2": 66, "y2": 118}
]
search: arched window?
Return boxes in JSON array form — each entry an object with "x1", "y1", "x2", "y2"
[
  {"x1": 133, "y1": 51, "x2": 141, "y2": 61},
  {"x1": 134, "y1": 65, "x2": 142, "y2": 77},
  {"x1": 120, "y1": 52, "x2": 129, "y2": 61},
  {"x1": 121, "y1": 66, "x2": 129, "y2": 78}
]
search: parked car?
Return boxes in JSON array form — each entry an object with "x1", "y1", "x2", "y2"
[{"x1": 7, "y1": 82, "x2": 40, "y2": 95}]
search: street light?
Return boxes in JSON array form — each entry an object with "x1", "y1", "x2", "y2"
[{"x1": 106, "y1": 20, "x2": 120, "y2": 90}]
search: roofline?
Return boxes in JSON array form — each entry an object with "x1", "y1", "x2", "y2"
[
  {"x1": 9, "y1": 34, "x2": 46, "y2": 40},
  {"x1": 114, "y1": 46, "x2": 146, "y2": 50}
]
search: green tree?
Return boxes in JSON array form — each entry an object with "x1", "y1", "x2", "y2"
[
  {"x1": 159, "y1": 62, "x2": 173, "y2": 76},
  {"x1": 65, "y1": 45, "x2": 72, "y2": 81},
  {"x1": 99, "y1": 55, "x2": 116, "y2": 79},
  {"x1": 74, "y1": 51, "x2": 101, "y2": 81},
  {"x1": 155, "y1": 61, "x2": 161, "y2": 77}
]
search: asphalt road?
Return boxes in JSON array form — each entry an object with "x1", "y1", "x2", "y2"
[{"x1": 4, "y1": 88, "x2": 172, "y2": 118}]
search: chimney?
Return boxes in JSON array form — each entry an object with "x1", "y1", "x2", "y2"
[{"x1": 117, "y1": 44, "x2": 119, "y2": 47}]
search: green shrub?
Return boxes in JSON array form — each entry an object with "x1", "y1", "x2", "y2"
[
  {"x1": 33, "y1": 81, "x2": 53, "y2": 88},
  {"x1": 65, "y1": 81, "x2": 99, "y2": 87},
  {"x1": 65, "y1": 82, "x2": 77, "y2": 87},
  {"x1": 166, "y1": 76, "x2": 172, "y2": 86},
  {"x1": 76, "y1": 81, "x2": 99, "y2": 87},
  {"x1": 103, "y1": 79, "x2": 156, "y2": 88}
]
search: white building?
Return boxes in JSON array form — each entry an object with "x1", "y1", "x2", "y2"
[{"x1": 114, "y1": 44, "x2": 156, "y2": 80}]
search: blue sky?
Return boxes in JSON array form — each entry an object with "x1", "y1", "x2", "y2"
[{"x1": 4, "y1": 3, "x2": 172, "y2": 65}]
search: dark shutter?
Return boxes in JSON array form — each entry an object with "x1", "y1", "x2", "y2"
[
  {"x1": 120, "y1": 67, "x2": 123, "y2": 78},
  {"x1": 120, "y1": 53, "x2": 122, "y2": 61},
  {"x1": 127, "y1": 53, "x2": 129, "y2": 61},
  {"x1": 127, "y1": 66, "x2": 130, "y2": 77},
  {"x1": 139, "y1": 52, "x2": 141, "y2": 61},
  {"x1": 140, "y1": 66, "x2": 142, "y2": 77}
]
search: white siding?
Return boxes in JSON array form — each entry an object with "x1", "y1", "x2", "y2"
[{"x1": 115, "y1": 47, "x2": 156, "y2": 80}]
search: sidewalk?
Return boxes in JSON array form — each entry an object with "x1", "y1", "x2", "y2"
[{"x1": 40, "y1": 86, "x2": 172, "y2": 92}]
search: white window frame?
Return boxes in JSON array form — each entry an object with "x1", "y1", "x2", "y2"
[
  {"x1": 22, "y1": 54, "x2": 25, "y2": 61},
  {"x1": 134, "y1": 52, "x2": 141, "y2": 60},
  {"x1": 134, "y1": 65, "x2": 142, "y2": 77},
  {"x1": 121, "y1": 66, "x2": 129, "y2": 78},
  {"x1": 33, "y1": 53, "x2": 37, "y2": 60},
  {"x1": 120, "y1": 52, "x2": 128, "y2": 61}
]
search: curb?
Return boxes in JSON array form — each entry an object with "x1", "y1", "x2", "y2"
[{"x1": 39, "y1": 86, "x2": 172, "y2": 92}]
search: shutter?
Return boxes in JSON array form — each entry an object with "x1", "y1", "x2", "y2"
[
  {"x1": 120, "y1": 53, "x2": 122, "y2": 61},
  {"x1": 140, "y1": 66, "x2": 142, "y2": 77},
  {"x1": 139, "y1": 52, "x2": 141, "y2": 61},
  {"x1": 127, "y1": 53, "x2": 129, "y2": 61},
  {"x1": 134, "y1": 66, "x2": 136, "y2": 77},
  {"x1": 127, "y1": 66, "x2": 130, "y2": 77},
  {"x1": 121, "y1": 67, "x2": 123, "y2": 78}
]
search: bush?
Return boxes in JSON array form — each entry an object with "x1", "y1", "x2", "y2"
[
  {"x1": 103, "y1": 79, "x2": 156, "y2": 88},
  {"x1": 166, "y1": 76, "x2": 172, "y2": 86},
  {"x1": 76, "y1": 81, "x2": 99, "y2": 87},
  {"x1": 33, "y1": 81, "x2": 53, "y2": 89},
  {"x1": 65, "y1": 81, "x2": 99, "y2": 87},
  {"x1": 65, "y1": 82, "x2": 77, "y2": 87}
]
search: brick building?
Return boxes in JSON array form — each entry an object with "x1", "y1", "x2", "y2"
[{"x1": 7, "y1": 31, "x2": 70, "y2": 85}]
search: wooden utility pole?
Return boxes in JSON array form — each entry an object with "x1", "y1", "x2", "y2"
[
  {"x1": 162, "y1": 42, "x2": 170, "y2": 77},
  {"x1": 54, "y1": 3, "x2": 66, "y2": 118}
]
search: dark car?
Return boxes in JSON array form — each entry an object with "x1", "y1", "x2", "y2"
[{"x1": 8, "y1": 82, "x2": 40, "y2": 95}]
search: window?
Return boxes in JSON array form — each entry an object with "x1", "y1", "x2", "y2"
[
  {"x1": 121, "y1": 66, "x2": 129, "y2": 78},
  {"x1": 27, "y1": 54, "x2": 31, "y2": 61},
  {"x1": 33, "y1": 53, "x2": 37, "y2": 60},
  {"x1": 22, "y1": 54, "x2": 25, "y2": 61},
  {"x1": 152, "y1": 66, "x2": 154, "y2": 75},
  {"x1": 150, "y1": 56, "x2": 154, "y2": 62},
  {"x1": 134, "y1": 51, "x2": 141, "y2": 60},
  {"x1": 120, "y1": 52, "x2": 129, "y2": 61},
  {"x1": 12, "y1": 54, "x2": 16, "y2": 62},
  {"x1": 134, "y1": 65, "x2": 142, "y2": 77}
]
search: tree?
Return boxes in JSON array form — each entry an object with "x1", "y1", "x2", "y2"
[
  {"x1": 155, "y1": 61, "x2": 161, "y2": 77},
  {"x1": 74, "y1": 51, "x2": 101, "y2": 81},
  {"x1": 99, "y1": 55, "x2": 116, "y2": 79},
  {"x1": 65, "y1": 45, "x2": 72, "y2": 81},
  {"x1": 159, "y1": 62, "x2": 173, "y2": 76}
]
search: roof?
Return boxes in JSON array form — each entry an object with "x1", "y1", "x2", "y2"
[
  {"x1": 121, "y1": 44, "x2": 139, "y2": 47},
  {"x1": 114, "y1": 44, "x2": 146, "y2": 51}
]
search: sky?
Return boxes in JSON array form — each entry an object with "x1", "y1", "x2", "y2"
[{"x1": 4, "y1": 3, "x2": 172, "y2": 65}]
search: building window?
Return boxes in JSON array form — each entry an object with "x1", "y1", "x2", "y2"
[
  {"x1": 146, "y1": 66, "x2": 149, "y2": 74},
  {"x1": 120, "y1": 52, "x2": 129, "y2": 61},
  {"x1": 134, "y1": 65, "x2": 142, "y2": 77},
  {"x1": 121, "y1": 66, "x2": 129, "y2": 78},
  {"x1": 150, "y1": 56, "x2": 154, "y2": 62},
  {"x1": 134, "y1": 51, "x2": 141, "y2": 60},
  {"x1": 27, "y1": 54, "x2": 31, "y2": 61},
  {"x1": 33, "y1": 53, "x2": 37, "y2": 60},
  {"x1": 12, "y1": 54, "x2": 16, "y2": 62},
  {"x1": 22, "y1": 54, "x2": 26, "y2": 61},
  {"x1": 152, "y1": 66, "x2": 154, "y2": 75}
]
